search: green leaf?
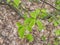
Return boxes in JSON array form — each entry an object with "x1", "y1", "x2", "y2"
[
  {"x1": 13, "y1": 0, "x2": 21, "y2": 7},
  {"x1": 30, "y1": 11, "x2": 36, "y2": 18},
  {"x1": 54, "y1": 40, "x2": 59, "y2": 45},
  {"x1": 54, "y1": 29, "x2": 60, "y2": 36},
  {"x1": 41, "y1": 36, "x2": 46, "y2": 41},
  {"x1": 26, "y1": 34, "x2": 34, "y2": 42},
  {"x1": 24, "y1": 18, "x2": 32, "y2": 25},
  {"x1": 23, "y1": 13, "x2": 28, "y2": 19},
  {"x1": 29, "y1": 19, "x2": 35, "y2": 28},
  {"x1": 16, "y1": 22, "x2": 22, "y2": 28},
  {"x1": 40, "y1": 9, "x2": 48, "y2": 19},
  {"x1": 16, "y1": 22, "x2": 20, "y2": 26},
  {"x1": 56, "y1": 5, "x2": 60, "y2": 10},
  {"x1": 54, "y1": 37, "x2": 60, "y2": 45},
  {"x1": 35, "y1": 9, "x2": 40, "y2": 15},
  {"x1": 30, "y1": 9, "x2": 40, "y2": 18},
  {"x1": 25, "y1": 18, "x2": 35, "y2": 32},
  {"x1": 36, "y1": 20, "x2": 44, "y2": 31},
  {"x1": 47, "y1": 43, "x2": 51, "y2": 45},
  {"x1": 7, "y1": 0, "x2": 10, "y2": 3},
  {"x1": 26, "y1": 26, "x2": 32, "y2": 32},
  {"x1": 18, "y1": 27, "x2": 25, "y2": 38},
  {"x1": 55, "y1": 0, "x2": 60, "y2": 10},
  {"x1": 48, "y1": 17, "x2": 53, "y2": 22},
  {"x1": 41, "y1": 9, "x2": 47, "y2": 13},
  {"x1": 53, "y1": 20, "x2": 59, "y2": 26}
]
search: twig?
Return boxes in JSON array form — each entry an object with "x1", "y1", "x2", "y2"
[
  {"x1": 40, "y1": 0, "x2": 60, "y2": 11},
  {"x1": 0, "y1": 2, "x2": 23, "y2": 19}
]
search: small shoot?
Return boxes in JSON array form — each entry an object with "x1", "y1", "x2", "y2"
[
  {"x1": 36, "y1": 20, "x2": 45, "y2": 31},
  {"x1": 54, "y1": 29, "x2": 60, "y2": 36},
  {"x1": 26, "y1": 34, "x2": 34, "y2": 42}
]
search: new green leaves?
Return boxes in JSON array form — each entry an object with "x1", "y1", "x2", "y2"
[
  {"x1": 30, "y1": 9, "x2": 40, "y2": 18},
  {"x1": 16, "y1": 18, "x2": 34, "y2": 42},
  {"x1": 24, "y1": 18, "x2": 32, "y2": 25},
  {"x1": 54, "y1": 29, "x2": 60, "y2": 36},
  {"x1": 7, "y1": 0, "x2": 10, "y2": 3},
  {"x1": 55, "y1": 0, "x2": 60, "y2": 10},
  {"x1": 16, "y1": 9, "x2": 45, "y2": 42},
  {"x1": 41, "y1": 35, "x2": 46, "y2": 41},
  {"x1": 30, "y1": 9, "x2": 45, "y2": 31},
  {"x1": 7, "y1": 0, "x2": 21, "y2": 8},
  {"x1": 24, "y1": 18, "x2": 35, "y2": 32},
  {"x1": 40, "y1": 9, "x2": 48, "y2": 19},
  {"x1": 18, "y1": 27, "x2": 25, "y2": 38},
  {"x1": 36, "y1": 20, "x2": 44, "y2": 31},
  {"x1": 26, "y1": 34, "x2": 34, "y2": 42},
  {"x1": 16, "y1": 22, "x2": 34, "y2": 42},
  {"x1": 16, "y1": 22, "x2": 22, "y2": 28},
  {"x1": 30, "y1": 9, "x2": 48, "y2": 19},
  {"x1": 54, "y1": 37, "x2": 60, "y2": 45},
  {"x1": 14, "y1": 0, "x2": 21, "y2": 7},
  {"x1": 16, "y1": 22, "x2": 25, "y2": 38},
  {"x1": 29, "y1": 19, "x2": 35, "y2": 28},
  {"x1": 53, "y1": 20, "x2": 59, "y2": 26}
]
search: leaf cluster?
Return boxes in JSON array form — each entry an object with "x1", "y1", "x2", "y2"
[{"x1": 16, "y1": 9, "x2": 45, "y2": 42}]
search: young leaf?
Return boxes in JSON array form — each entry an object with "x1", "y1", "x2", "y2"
[
  {"x1": 13, "y1": 0, "x2": 21, "y2": 7},
  {"x1": 36, "y1": 20, "x2": 44, "y2": 31},
  {"x1": 25, "y1": 18, "x2": 35, "y2": 32},
  {"x1": 26, "y1": 34, "x2": 34, "y2": 42},
  {"x1": 16, "y1": 22, "x2": 22, "y2": 28},
  {"x1": 35, "y1": 9, "x2": 40, "y2": 15},
  {"x1": 7, "y1": 0, "x2": 10, "y2": 3},
  {"x1": 18, "y1": 27, "x2": 25, "y2": 38},
  {"x1": 54, "y1": 29, "x2": 60, "y2": 36},
  {"x1": 26, "y1": 26, "x2": 32, "y2": 32},
  {"x1": 41, "y1": 36, "x2": 46, "y2": 41},
  {"x1": 23, "y1": 13, "x2": 28, "y2": 19},
  {"x1": 24, "y1": 18, "x2": 32, "y2": 25},
  {"x1": 41, "y1": 9, "x2": 47, "y2": 13},
  {"x1": 54, "y1": 41, "x2": 59, "y2": 45},
  {"x1": 30, "y1": 9, "x2": 40, "y2": 18},
  {"x1": 56, "y1": 0, "x2": 60, "y2": 10},
  {"x1": 40, "y1": 9, "x2": 48, "y2": 19},
  {"x1": 29, "y1": 19, "x2": 35, "y2": 28},
  {"x1": 47, "y1": 43, "x2": 51, "y2": 45},
  {"x1": 54, "y1": 37, "x2": 59, "y2": 45},
  {"x1": 53, "y1": 20, "x2": 59, "y2": 26}
]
